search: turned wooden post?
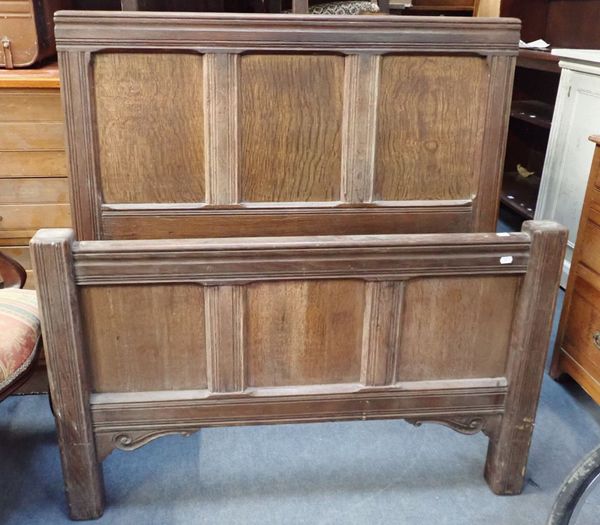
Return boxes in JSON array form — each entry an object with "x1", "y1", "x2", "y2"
[
  {"x1": 485, "y1": 220, "x2": 567, "y2": 494},
  {"x1": 31, "y1": 229, "x2": 105, "y2": 520}
]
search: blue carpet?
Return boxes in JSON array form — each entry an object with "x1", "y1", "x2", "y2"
[{"x1": 2, "y1": 290, "x2": 600, "y2": 525}]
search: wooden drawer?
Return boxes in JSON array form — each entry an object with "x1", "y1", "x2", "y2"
[
  {"x1": 0, "y1": 122, "x2": 64, "y2": 151},
  {"x1": 580, "y1": 215, "x2": 600, "y2": 276},
  {"x1": 0, "y1": 89, "x2": 63, "y2": 122},
  {"x1": 0, "y1": 178, "x2": 69, "y2": 205},
  {"x1": 0, "y1": 151, "x2": 68, "y2": 178},
  {"x1": 2, "y1": 247, "x2": 35, "y2": 289},
  {"x1": 2, "y1": 245, "x2": 31, "y2": 270},
  {"x1": 0, "y1": 204, "x2": 71, "y2": 231},
  {"x1": 563, "y1": 278, "x2": 600, "y2": 379}
]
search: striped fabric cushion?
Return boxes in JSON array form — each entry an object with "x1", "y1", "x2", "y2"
[{"x1": 0, "y1": 289, "x2": 40, "y2": 391}]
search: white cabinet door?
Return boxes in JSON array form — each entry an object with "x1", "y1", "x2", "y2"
[{"x1": 536, "y1": 65, "x2": 600, "y2": 287}]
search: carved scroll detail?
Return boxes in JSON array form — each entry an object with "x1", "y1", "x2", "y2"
[
  {"x1": 405, "y1": 414, "x2": 501, "y2": 437},
  {"x1": 96, "y1": 428, "x2": 200, "y2": 461}
]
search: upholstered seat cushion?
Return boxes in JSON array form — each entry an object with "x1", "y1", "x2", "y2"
[
  {"x1": 309, "y1": 1, "x2": 380, "y2": 14},
  {"x1": 0, "y1": 289, "x2": 40, "y2": 391}
]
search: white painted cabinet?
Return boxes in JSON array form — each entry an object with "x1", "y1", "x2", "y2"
[{"x1": 536, "y1": 50, "x2": 600, "y2": 287}]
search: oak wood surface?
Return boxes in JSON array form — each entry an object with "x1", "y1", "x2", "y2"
[
  {"x1": 93, "y1": 52, "x2": 205, "y2": 204},
  {"x1": 397, "y1": 276, "x2": 519, "y2": 381},
  {"x1": 0, "y1": 178, "x2": 69, "y2": 205},
  {"x1": 0, "y1": 122, "x2": 64, "y2": 151},
  {"x1": 375, "y1": 55, "x2": 488, "y2": 201},
  {"x1": 55, "y1": 12, "x2": 520, "y2": 240},
  {"x1": 30, "y1": 230, "x2": 105, "y2": 520},
  {"x1": 0, "y1": 151, "x2": 68, "y2": 178},
  {"x1": 0, "y1": 89, "x2": 63, "y2": 122},
  {"x1": 81, "y1": 285, "x2": 207, "y2": 393},
  {"x1": 246, "y1": 280, "x2": 364, "y2": 386},
  {"x1": 240, "y1": 54, "x2": 344, "y2": 202}
]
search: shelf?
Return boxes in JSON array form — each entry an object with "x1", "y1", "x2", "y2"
[
  {"x1": 500, "y1": 172, "x2": 541, "y2": 220},
  {"x1": 517, "y1": 50, "x2": 561, "y2": 74},
  {"x1": 0, "y1": 61, "x2": 59, "y2": 89},
  {"x1": 510, "y1": 100, "x2": 553, "y2": 129}
]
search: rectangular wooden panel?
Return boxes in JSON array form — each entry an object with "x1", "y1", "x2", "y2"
[
  {"x1": 0, "y1": 89, "x2": 63, "y2": 122},
  {"x1": 246, "y1": 280, "x2": 364, "y2": 386},
  {"x1": 239, "y1": 54, "x2": 344, "y2": 202},
  {"x1": 0, "y1": 178, "x2": 68, "y2": 204},
  {"x1": 93, "y1": 52, "x2": 205, "y2": 204},
  {"x1": 0, "y1": 151, "x2": 67, "y2": 178},
  {"x1": 396, "y1": 275, "x2": 519, "y2": 381},
  {"x1": 81, "y1": 284, "x2": 207, "y2": 393},
  {"x1": 375, "y1": 55, "x2": 489, "y2": 201}
]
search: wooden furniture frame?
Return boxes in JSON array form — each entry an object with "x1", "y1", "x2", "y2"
[
  {"x1": 32, "y1": 221, "x2": 566, "y2": 520},
  {"x1": 55, "y1": 12, "x2": 519, "y2": 241}
]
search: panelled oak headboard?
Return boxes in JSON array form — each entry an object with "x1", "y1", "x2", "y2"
[{"x1": 55, "y1": 12, "x2": 520, "y2": 240}]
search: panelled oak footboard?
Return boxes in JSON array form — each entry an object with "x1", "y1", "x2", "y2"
[{"x1": 32, "y1": 221, "x2": 566, "y2": 520}]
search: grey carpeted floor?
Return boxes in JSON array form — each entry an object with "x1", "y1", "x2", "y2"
[{"x1": 3, "y1": 222, "x2": 600, "y2": 524}]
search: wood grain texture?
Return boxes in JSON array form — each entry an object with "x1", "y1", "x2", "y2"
[
  {"x1": 0, "y1": 178, "x2": 68, "y2": 204},
  {"x1": 361, "y1": 281, "x2": 404, "y2": 386},
  {"x1": 471, "y1": 55, "x2": 516, "y2": 231},
  {"x1": 0, "y1": 122, "x2": 64, "y2": 150},
  {"x1": 0, "y1": 151, "x2": 67, "y2": 178},
  {"x1": 246, "y1": 280, "x2": 364, "y2": 387},
  {"x1": 578, "y1": 218, "x2": 600, "y2": 277},
  {"x1": 204, "y1": 53, "x2": 239, "y2": 205},
  {"x1": 397, "y1": 276, "x2": 519, "y2": 381},
  {"x1": 205, "y1": 286, "x2": 245, "y2": 392},
  {"x1": 29, "y1": 229, "x2": 105, "y2": 520},
  {"x1": 71, "y1": 231, "x2": 532, "y2": 285},
  {"x1": 562, "y1": 280, "x2": 600, "y2": 380},
  {"x1": 0, "y1": 89, "x2": 63, "y2": 122},
  {"x1": 485, "y1": 221, "x2": 567, "y2": 495},
  {"x1": 0, "y1": 204, "x2": 70, "y2": 231},
  {"x1": 101, "y1": 205, "x2": 475, "y2": 239},
  {"x1": 93, "y1": 52, "x2": 205, "y2": 204},
  {"x1": 59, "y1": 51, "x2": 103, "y2": 240},
  {"x1": 239, "y1": 54, "x2": 344, "y2": 202},
  {"x1": 374, "y1": 55, "x2": 488, "y2": 201},
  {"x1": 341, "y1": 54, "x2": 380, "y2": 204},
  {"x1": 80, "y1": 285, "x2": 207, "y2": 393}
]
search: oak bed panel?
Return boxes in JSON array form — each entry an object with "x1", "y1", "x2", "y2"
[
  {"x1": 93, "y1": 52, "x2": 205, "y2": 204},
  {"x1": 245, "y1": 280, "x2": 364, "y2": 387},
  {"x1": 239, "y1": 54, "x2": 344, "y2": 203},
  {"x1": 81, "y1": 284, "x2": 207, "y2": 392}
]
